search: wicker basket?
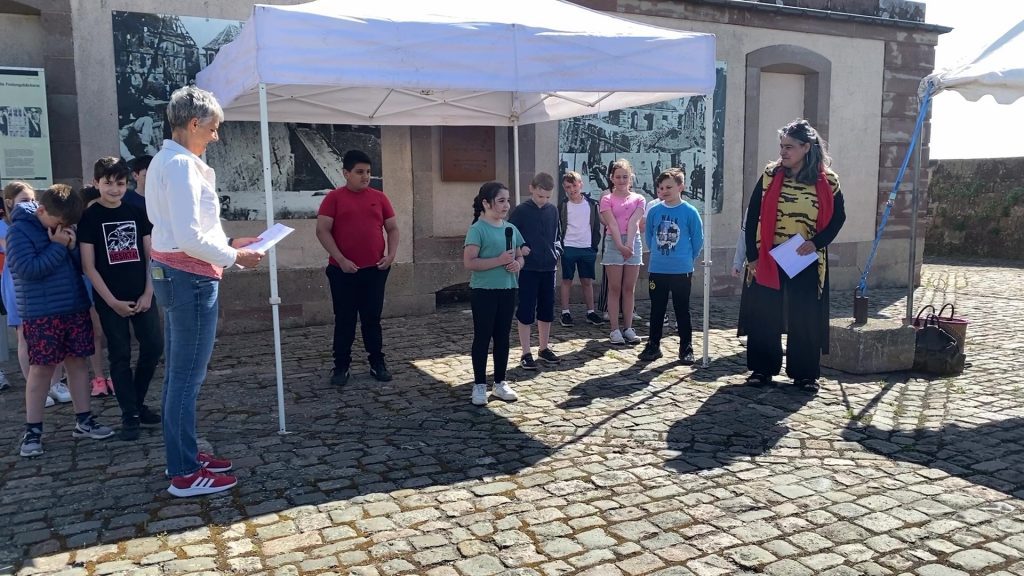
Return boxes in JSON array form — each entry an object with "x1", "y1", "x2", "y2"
[{"x1": 935, "y1": 303, "x2": 968, "y2": 353}]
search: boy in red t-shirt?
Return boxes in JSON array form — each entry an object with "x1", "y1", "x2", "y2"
[{"x1": 316, "y1": 150, "x2": 399, "y2": 386}]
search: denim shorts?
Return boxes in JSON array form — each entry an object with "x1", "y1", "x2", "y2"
[
  {"x1": 602, "y1": 233, "x2": 643, "y2": 266},
  {"x1": 561, "y1": 246, "x2": 597, "y2": 280}
]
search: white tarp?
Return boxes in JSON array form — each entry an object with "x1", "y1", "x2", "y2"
[
  {"x1": 194, "y1": 0, "x2": 717, "y2": 432},
  {"x1": 196, "y1": 0, "x2": 716, "y2": 126},
  {"x1": 925, "y1": 18, "x2": 1024, "y2": 104}
]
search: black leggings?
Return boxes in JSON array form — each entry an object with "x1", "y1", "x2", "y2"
[{"x1": 471, "y1": 288, "x2": 516, "y2": 384}]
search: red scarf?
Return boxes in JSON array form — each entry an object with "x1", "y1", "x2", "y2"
[{"x1": 756, "y1": 168, "x2": 834, "y2": 289}]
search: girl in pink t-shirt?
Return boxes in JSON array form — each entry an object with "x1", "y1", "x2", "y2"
[{"x1": 599, "y1": 159, "x2": 645, "y2": 345}]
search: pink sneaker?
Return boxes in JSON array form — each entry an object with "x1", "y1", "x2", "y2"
[{"x1": 91, "y1": 377, "x2": 108, "y2": 397}]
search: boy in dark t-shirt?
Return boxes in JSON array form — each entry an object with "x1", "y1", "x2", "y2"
[{"x1": 78, "y1": 157, "x2": 163, "y2": 440}]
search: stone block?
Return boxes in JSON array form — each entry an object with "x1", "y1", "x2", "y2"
[{"x1": 821, "y1": 318, "x2": 915, "y2": 374}]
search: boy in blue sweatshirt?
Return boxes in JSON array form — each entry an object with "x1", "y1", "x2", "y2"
[
  {"x1": 640, "y1": 168, "x2": 704, "y2": 364},
  {"x1": 508, "y1": 172, "x2": 562, "y2": 369},
  {"x1": 7, "y1": 184, "x2": 114, "y2": 457}
]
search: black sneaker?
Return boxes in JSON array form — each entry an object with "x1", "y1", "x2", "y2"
[
  {"x1": 559, "y1": 312, "x2": 574, "y2": 327},
  {"x1": 138, "y1": 405, "x2": 161, "y2": 426},
  {"x1": 586, "y1": 311, "x2": 603, "y2": 325},
  {"x1": 680, "y1": 346, "x2": 695, "y2": 365},
  {"x1": 638, "y1": 344, "x2": 663, "y2": 361},
  {"x1": 538, "y1": 348, "x2": 561, "y2": 364},
  {"x1": 520, "y1": 354, "x2": 538, "y2": 370},
  {"x1": 793, "y1": 378, "x2": 820, "y2": 392},
  {"x1": 370, "y1": 361, "x2": 393, "y2": 382},
  {"x1": 745, "y1": 372, "x2": 773, "y2": 387},
  {"x1": 329, "y1": 368, "x2": 350, "y2": 386},
  {"x1": 120, "y1": 416, "x2": 141, "y2": 441}
]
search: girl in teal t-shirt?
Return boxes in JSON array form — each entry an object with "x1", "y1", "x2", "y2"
[{"x1": 463, "y1": 182, "x2": 525, "y2": 407}]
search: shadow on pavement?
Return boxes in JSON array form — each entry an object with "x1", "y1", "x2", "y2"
[
  {"x1": 841, "y1": 417, "x2": 1024, "y2": 498},
  {"x1": 0, "y1": 325, "x2": 555, "y2": 570},
  {"x1": 557, "y1": 348, "x2": 684, "y2": 410},
  {"x1": 664, "y1": 383, "x2": 817, "y2": 473}
]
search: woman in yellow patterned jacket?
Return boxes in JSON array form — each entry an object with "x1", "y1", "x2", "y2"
[{"x1": 740, "y1": 119, "x2": 846, "y2": 390}]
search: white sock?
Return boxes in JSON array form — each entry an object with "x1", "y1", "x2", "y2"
[{"x1": 587, "y1": 309, "x2": 595, "y2": 314}]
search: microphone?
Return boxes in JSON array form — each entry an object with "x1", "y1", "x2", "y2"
[{"x1": 505, "y1": 227, "x2": 514, "y2": 252}]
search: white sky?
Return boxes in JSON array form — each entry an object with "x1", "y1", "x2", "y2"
[{"x1": 921, "y1": 0, "x2": 1024, "y2": 159}]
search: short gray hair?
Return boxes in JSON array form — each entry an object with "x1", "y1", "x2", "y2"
[{"x1": 165, "y1": 85, "x2": 224, "y2": 130}]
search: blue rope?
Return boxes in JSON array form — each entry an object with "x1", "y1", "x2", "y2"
[{"x1": 856, "y1": 83, "x2": 933, "y2": 297}]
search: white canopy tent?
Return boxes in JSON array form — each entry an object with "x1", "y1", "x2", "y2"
[
  {"x1": 196, "y1": 0, "x2": 716, "y2": 432},
  {"x1": 896, "y1": 18, "x2": 1024, "y2": 319},
  {"x1": 925, "y1": 18, "x2": 1024, "y2": 104}
]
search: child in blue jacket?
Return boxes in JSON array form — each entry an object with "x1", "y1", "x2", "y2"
[{"x1": 7, "y1": 184, "x2": 114, "y2": 457}]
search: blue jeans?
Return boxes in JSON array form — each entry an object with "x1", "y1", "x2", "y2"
[{"x1": 152, "y1": 264, "x2": 219, "y2": 477}]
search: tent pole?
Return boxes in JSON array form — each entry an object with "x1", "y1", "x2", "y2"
[
  {"x1": 513, "y1": 122, "x2": 521, "y2": 205},
  {"x1": 259, "y1": 83, "x2": 288, "y2": 435},
  {"x1": 905, "y1": 116, "x2": 925, "y2": 323},
  {"x1": 701, "y1": 93, "x2": 713, "y2": 368}
]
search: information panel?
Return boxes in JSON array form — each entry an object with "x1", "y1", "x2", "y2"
[{"x1": 0, "y1": 67, "x2": 52, "y2": 188}]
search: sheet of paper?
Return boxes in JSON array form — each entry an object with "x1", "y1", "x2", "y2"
[
  {"x1": 246, "y1": 223, "x2": 295, "y2": 254},
  {"x1": 769, "y1": 233, "x2": 818, "y2": 278}
]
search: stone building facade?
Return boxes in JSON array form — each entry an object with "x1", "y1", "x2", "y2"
[{"x1": 0, "y1": 0, "x2": 948, "y2": 333}]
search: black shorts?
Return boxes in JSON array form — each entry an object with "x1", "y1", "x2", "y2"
[{"x1": 516, "y1": 270, "x2": 556, "y2": 324}]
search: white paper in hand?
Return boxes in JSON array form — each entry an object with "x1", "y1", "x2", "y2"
[
  {"x1": 247, "y1": 223, "x2": 295, "y2": 254},
  {"x1": 769, "y1": 233, "x2": 818, "y2": 278}
]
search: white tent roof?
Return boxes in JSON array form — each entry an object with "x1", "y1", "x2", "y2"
[
  {"x1": 196, "y1": 0, "x2": 716, "y2": 125},
  {"x1": 925, "y1": 18, "x2": 1024, "y2": 104}
]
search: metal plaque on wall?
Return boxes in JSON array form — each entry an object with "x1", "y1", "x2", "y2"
[{"x1": 442, "y1": 126, "x2": 495, "y2": 182}]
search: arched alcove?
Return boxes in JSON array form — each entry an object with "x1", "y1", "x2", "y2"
[{"x1": 743, "y1": 45, "x2": 832, "y2": 205}]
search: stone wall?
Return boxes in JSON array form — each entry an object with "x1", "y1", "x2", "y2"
[{"x1": 925, "y1": 158, "x2": 1024, "y2": 260}]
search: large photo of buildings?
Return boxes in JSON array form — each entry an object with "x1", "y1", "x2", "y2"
[
  {"x1": 558, "y1": 64, "x2": 726, "y2": 214},
  {"x1": 111, "y1": 11, "x2": 382, "y2": 220}
]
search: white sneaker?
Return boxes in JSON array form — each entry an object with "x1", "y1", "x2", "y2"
[
  {"x1": 0, "y1": 371, "x2": 9, "y2": 391},
  {"x1": 609, "y1": 329, "x2": 625, "y2": 345},
  {"x1": 45, "y1": 395, "x2": 56, "y2": 408},
  {"x1": 623, "y1": 328, "x2": 642, "y2": 345},
  {"x1": 492, "y1": 381, "x2": 518, "y2": 402},
  {"x1": 49, "y1": 381, "x2": 72, "y2": 403},
  {"x1": 632, "y1": 312, "x2": 642, "y2": 321},
  {"x1": 471, "y1": 383, "x2": 487, "y2": 406},
  {"x1": 602, "y1": 312, "x2": 610, "y2": 321}
]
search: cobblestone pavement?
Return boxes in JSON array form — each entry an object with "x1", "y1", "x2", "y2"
[{"x1": 1, "y1": 258, "x2": 1022, "y2": 576}]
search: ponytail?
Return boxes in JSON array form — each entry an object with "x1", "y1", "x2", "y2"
[
  {"x1": 472, "y1": 196, "x2": 485, "y2": 224},
  {"x1": 471, "y1": 181, "x2": 509, "y2": 224}
]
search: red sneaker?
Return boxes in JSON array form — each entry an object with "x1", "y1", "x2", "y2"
[
  {"x1": 163, "y1": 453, "x2": 232, "y2": 478},
  {"x1": 198, "y1": 452, "x2": 232, "y2": 473},
  {"x1": 167, "y1": 468, "x2": 237, "y2": 497}
]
